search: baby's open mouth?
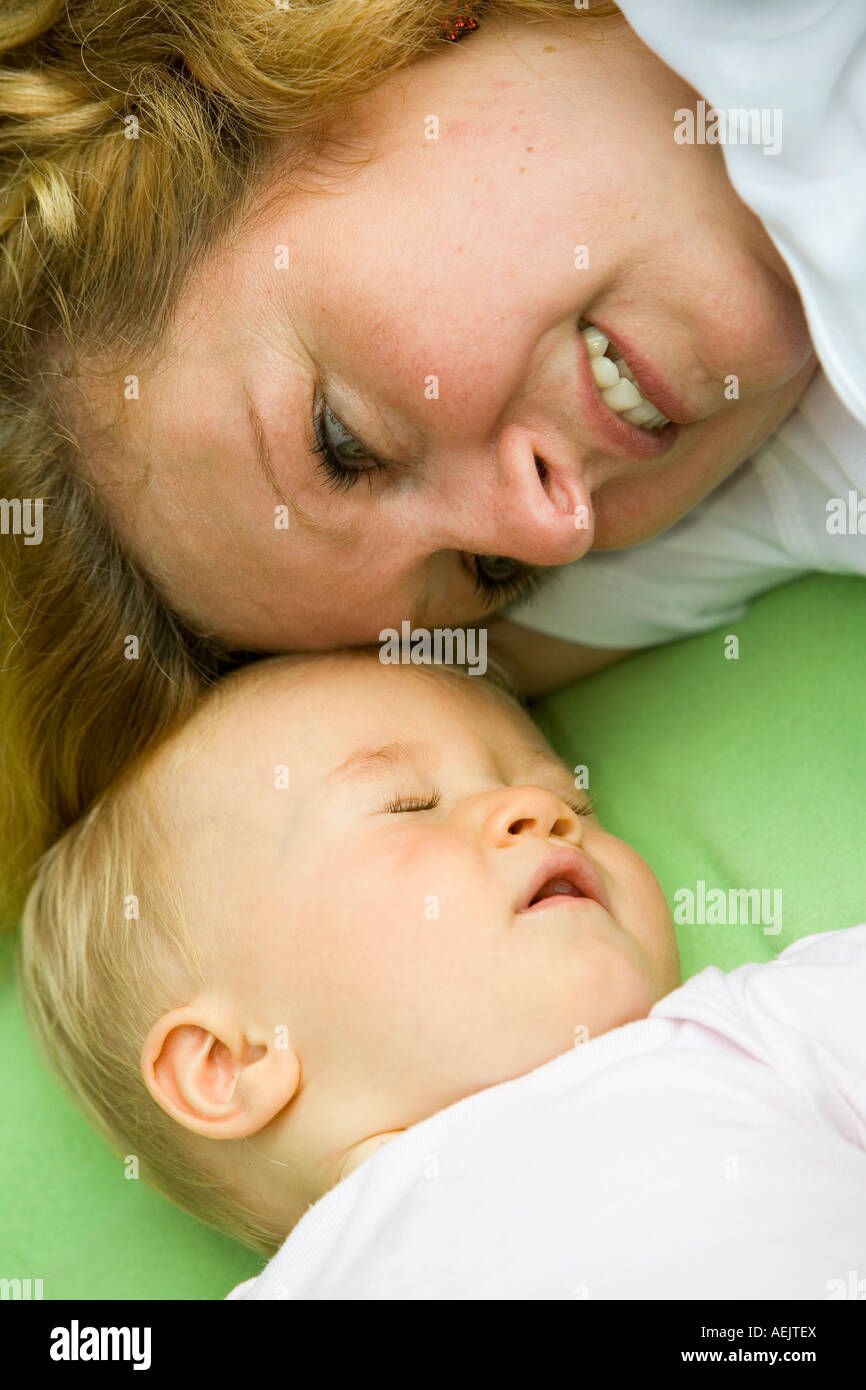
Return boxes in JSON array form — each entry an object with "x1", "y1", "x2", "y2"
[
  {"x1": 517, "y1": 847, "x2": 611, "y2": 915},
  {"x1": 530, "y1": 877, "x2": 584, "y2": 904},
  {"x1": 579, "y1": 318, "x2": 670, "y2": 430}
]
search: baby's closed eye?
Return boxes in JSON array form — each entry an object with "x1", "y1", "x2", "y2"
[{"x1": 382, "y1": 789, "x2": 442, "y2": 814}]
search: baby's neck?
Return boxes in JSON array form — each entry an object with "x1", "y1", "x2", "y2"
[{"x1": 336, "y1": 1130, "x2": 404, "y2": 1184}]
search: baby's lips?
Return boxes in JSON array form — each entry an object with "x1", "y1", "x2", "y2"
[{"x1": 517, "y1": 844, "x2": 611, "y2": 915}]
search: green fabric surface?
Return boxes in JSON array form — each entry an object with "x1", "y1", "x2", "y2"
[
  {"x1": 533, "y1": 574, "x2": 866, "y2": 978},
  {"x1": 0, "y1": 572, "x2": 863, "y2": 1299}
]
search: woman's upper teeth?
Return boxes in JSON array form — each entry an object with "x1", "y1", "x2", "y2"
[{"x1": 580, "y1": 321, "x2": 670, "y2": 430}]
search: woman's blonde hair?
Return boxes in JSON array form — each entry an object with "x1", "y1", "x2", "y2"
[{"x1": 0, "y1": 0, "x2": 618, "y2": 927}]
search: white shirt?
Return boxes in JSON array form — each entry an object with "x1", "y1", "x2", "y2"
[
  {"x1": 227, "y1": 924, "x2": 866, "y2": 1300},
  {"x1": 508, "y1": 0, "x2": 866, "y2": 651},
  {"x1": 508, "y1": 370, "x2": 865, "y2": 648},
  {"x1": 614, "y1": 0, "x2": 866, "y2": 427}
]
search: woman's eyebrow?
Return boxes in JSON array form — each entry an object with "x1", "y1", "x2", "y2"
[
  {"x1": 326, "y1": 739, "x2": 429, "y2": 785},
  {"x1": 243, "y1": 385, "x2": 359, "y2": 548}
]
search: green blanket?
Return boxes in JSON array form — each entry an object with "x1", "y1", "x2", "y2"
[{"x1": 1, "y1": 574, "x2": 863, "y2": 1299}]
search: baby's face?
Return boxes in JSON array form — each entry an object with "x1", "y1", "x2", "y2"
[{"x1": 165, "y1": 658, "x2": 679, "y2": 1145}]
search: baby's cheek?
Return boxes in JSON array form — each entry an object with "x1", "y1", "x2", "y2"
[
  {"x1": 331, "y1": 840, "x2": 446, "y2": 979},
  {"x1": 373, "y1": 833, "x2": 463, "y2": 932}
]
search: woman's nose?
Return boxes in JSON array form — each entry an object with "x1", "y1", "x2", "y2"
[
  {"x1": 459, "y1": 785, "x2": 583, "y2": 848},
  {"x1": 432, "y1": 427, "x2": 596, "y2": 568}
]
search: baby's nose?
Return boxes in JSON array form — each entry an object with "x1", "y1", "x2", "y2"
[{"x1": 476, "y1": 786, "x2": 581, "y2": 848}]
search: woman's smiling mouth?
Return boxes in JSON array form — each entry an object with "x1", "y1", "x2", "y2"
[
  {"x1": 580, "y1": 319, "x2": 670, "y2": 429},
  {"x1": 575, "y1": 320, "x2": 682, "y2": 462}
]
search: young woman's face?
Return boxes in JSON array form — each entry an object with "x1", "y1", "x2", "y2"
[{"x1": 83, "y1": 14, "x2": 814, "y2": 649}]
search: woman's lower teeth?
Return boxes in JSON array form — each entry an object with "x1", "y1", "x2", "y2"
[{"x1": 580, "y1": 322, "x2": 669, "y2": 429}]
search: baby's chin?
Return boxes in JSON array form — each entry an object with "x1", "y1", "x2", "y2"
[{"x1": 575, "y1": 951, "x2": 679, "y2": 1040}]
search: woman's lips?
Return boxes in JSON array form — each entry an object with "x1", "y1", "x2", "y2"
[
  {"x1": 575, "y1": 326, "x2": 684, "y2": 461},
  {"x1": 516, "y1": 845, "x2": 612, "y2": 917},
  {"x1": 589, "y1": 316, "x2": 699, "y2": 429}
]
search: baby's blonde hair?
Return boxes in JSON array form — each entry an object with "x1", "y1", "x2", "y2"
[
  {"x1": 17, "y1": 705, "x2": 290, "y2": 1254},
  {"x1": 0, "y1": 0, "x2": 620, "y2": 929}
]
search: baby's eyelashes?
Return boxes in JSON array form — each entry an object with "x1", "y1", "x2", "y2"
[
  {"x1": 381, "y1": 788, "x2": 442, "y2": 814},
  {"x1": 376, "y1": 784, "x2": 595, "y2": 821},
  {"x1": 562, "y1": 793, "x2": 597, "y2": 819}
]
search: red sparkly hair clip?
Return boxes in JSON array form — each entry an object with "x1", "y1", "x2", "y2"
[{"x1": 442, "y1": 1, "x2": 481, "y2": 42}]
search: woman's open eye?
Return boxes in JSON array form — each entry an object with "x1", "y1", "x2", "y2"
[
  {"x1": 311, "y1": 400, "x2": 387, "y2": 492},
  {"x1": 383, "y1": 789, "x2": 442, "y2": 814}
]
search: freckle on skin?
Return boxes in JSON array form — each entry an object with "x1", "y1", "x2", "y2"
[
  {"x1": 526, "y1": 146, "x2": 533, "y2": 153},
  {"x1": 519, "y1": 166, "x2": 526, "y2": 173}
]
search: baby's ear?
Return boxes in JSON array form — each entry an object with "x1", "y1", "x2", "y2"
[{"x1": 141, "y1": 1000, "x2": 300, "y2": 1138}]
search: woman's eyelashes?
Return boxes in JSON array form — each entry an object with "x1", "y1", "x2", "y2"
[
  {"x1": 311, "y1": 399, "x2": 386, "y2": 493},
  {"x1": 471, "y1": 554, "x2": 544, "y2": 606}
]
